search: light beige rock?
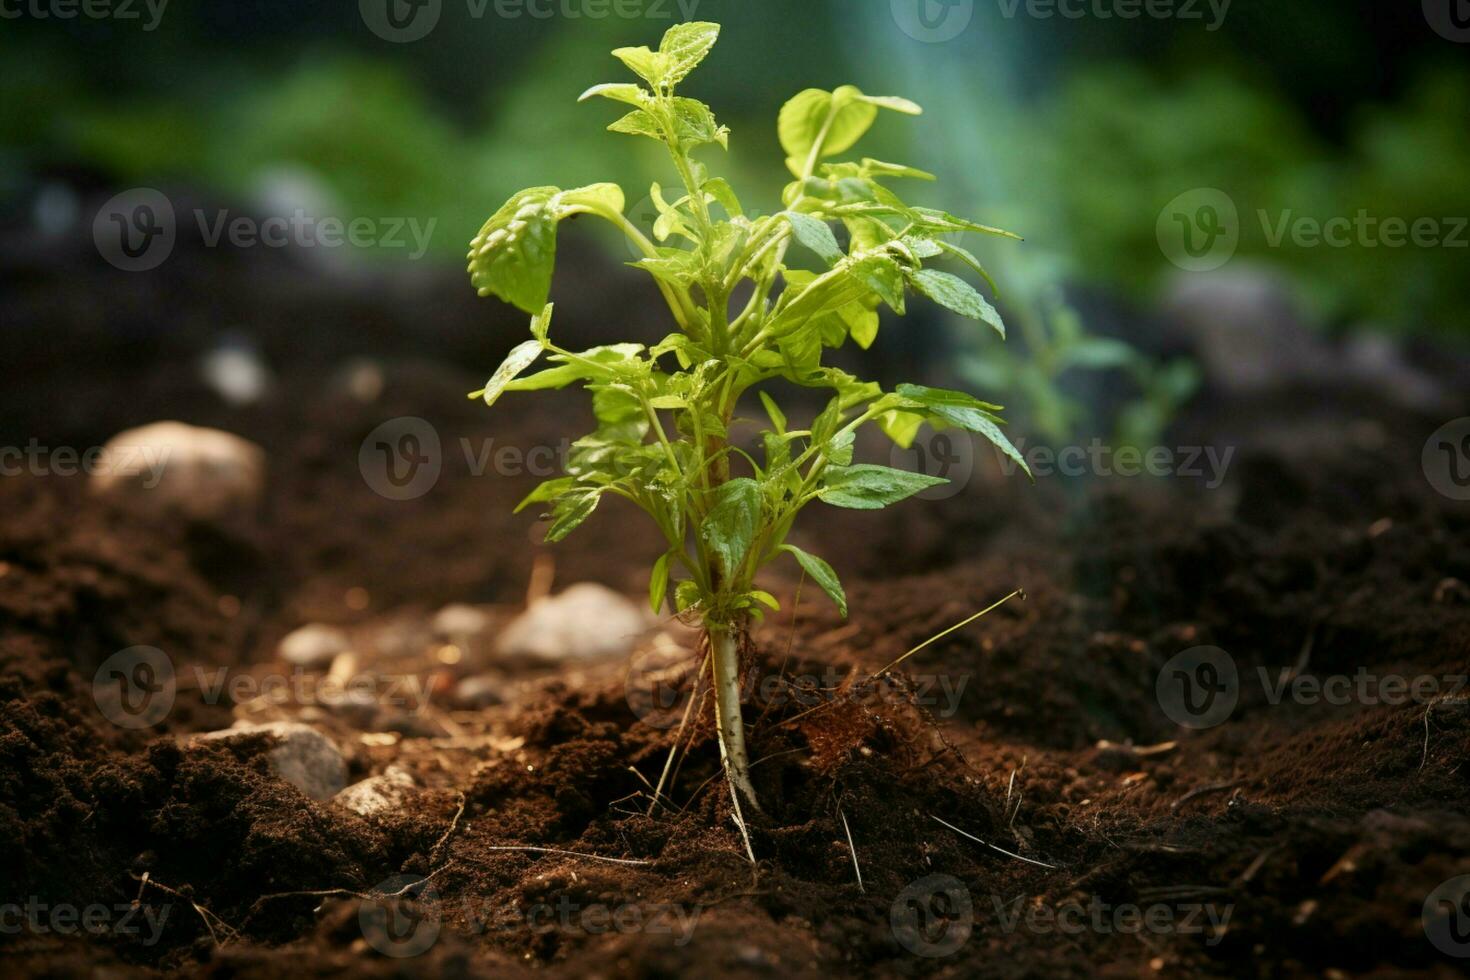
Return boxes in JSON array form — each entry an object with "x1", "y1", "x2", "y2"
[
  {"x1": 278, "y1": 624, "x2": 350, "y2": 670},
  {"x1": 496, "y1": 583, "x2": 652, "y2": 664},
  {"x1": 90, "y1": 421, "x2": 265, "y2": 523},
  {"x1": 334, "y1": 767, "x2": 417, "y2": 817}
]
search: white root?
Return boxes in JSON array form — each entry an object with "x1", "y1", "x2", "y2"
[{"x1": 710, "y1": 627, "x2": 761, "y2": 817}]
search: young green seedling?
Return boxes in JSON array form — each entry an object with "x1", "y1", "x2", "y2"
[{"x1": 466, "y1": 22, "x2": 1029, "y2": 818}]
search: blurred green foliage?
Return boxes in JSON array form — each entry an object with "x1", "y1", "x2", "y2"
[{"x1": 1041, "y1": 64, "x2": 1470, "y2": 333}]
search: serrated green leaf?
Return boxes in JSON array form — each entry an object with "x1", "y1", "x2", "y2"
[
  {"x1": 784, "y1": 211, "x2": 843, "y2": 266},
  {"x1": 910, "y1": 269, "x2": 1005, "y2": 338},
  {"x1": 467, "y1": 188, "x2": 560, "y2": 313},
  {"x1": 670, "y1": 97, "x2": 728, "y2": 149},
  {"x1": 659, "y1": 21, "x2": 720, "y2": 85},
  {"x1": 781, "y1": 544, "x2": 847, "y2": 618},
  {"x1": 701, "y1": 478, "x2": 761, "y2": 578},
  {"x1": 820, "y1": 464, "x2": 947, "y2": 510}
]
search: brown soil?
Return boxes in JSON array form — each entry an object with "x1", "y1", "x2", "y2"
[{"x1": 2, "y1": 218, "x2": 1469, "y2": 978}]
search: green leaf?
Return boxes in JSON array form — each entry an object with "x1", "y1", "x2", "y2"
[
  {"x1": 608, "y1": 109, "x2": 664, "y2": 140},
  {"x1": 779, "y1": 86, "x2": 876, "y2": 175},
  {"x1": 578, "y1": 83, "x2": 647, "y2": 108},
  {"x1": 559, "y1": 183, "x2": 625, "y2": 215},
  {"x1": 529, "y1": 302, "x2": 554, "y2": 344},
  {"x1": 649, "y1": 551, "x2": 672, "y2": 613},
  {"x1": 910, "y1": 269, "x2": 1005, "y2": 338},
  {"x1": 848, "y1": 304, "x2": 880, "y2": 349},
  {"x1": 878, "y1": 410, "x2": 926, "y2": 449},
  {"x1": 703, "y1": 177, "x2": 742, "y2": 216},
  {"x1": 467, "y1": 187, "x2": 560, "y2": 313},
  {"x1": 934, "y1": 239, "x2": 998, "y2": 294},
  {"x1": 859, "y1": 94, "x2": 922, "y2": 115},
  {"x1": 758, "y1": 391, "x2": 787, "y2": 434},
  {"x1": 611, "y1": 45, "x2": 663, "y2": 86},
  {"x1": 670, "y1": 97, "x2": 728, "y2": 149},
  {"x1": 895, "y1": 384, "x2": 1031, "y2": 479},
  {"x1": 778, "y1": 86, "x2": 922, "y2": 177},
  {"x1": 546, "y1": 489, "x2": 602, "y2": 542},
  {"x1": 784, "y1": 211, "x2": 843, "y2": 266},
  {"x1": 851, "y1": 253, "x2": 907, "y2": 314},
  {"x1": 514, "y1": 477, "x2": 574, "y2": 514},
  {"x1": 781, "y1": 545, "x2": 847, "y2": 618},
  {"x1": 476, "y1": 340, "x2": 542, "y2": 407},
  {"x1": 468, "y1": 186, "x2": 624, "y2": 314},
  {"x1": 825, "y1": 429, "x2": 856, "y2": 466},
  {"x1": 701, "y1": 478, "x2": 761, "y2": 578},
  {"x1": 893, "y1": 384, "x2": 1002, "y2": 427},
  {"x1": 507, "y1": 343, "x2": 646, "y2": 393},
  {"x1": 750, "y1": 590, "x2": 781, "y2": 612},
  {"x1": 674, "y1": 580, "x2": 702, "y2": 612},
  {"x1": 820, "y1": 464, "x2": 947, "y2": 510},
  {"x1": 658, "y1": 21, "x2": 721, "y2": 85}
]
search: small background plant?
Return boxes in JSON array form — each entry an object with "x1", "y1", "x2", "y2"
[{"x1": 464, "y1": 22, "x2": 1029, "y2": 830}]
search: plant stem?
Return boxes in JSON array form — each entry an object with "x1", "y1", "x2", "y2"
[{"x1": 709, "y1": 624, "x2": 760, "y2": 813}]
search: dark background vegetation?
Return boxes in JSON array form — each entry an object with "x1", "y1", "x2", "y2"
[{"x1": 4, "y1": 0, "x2": 1467, "y2": 339}]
